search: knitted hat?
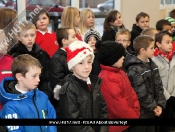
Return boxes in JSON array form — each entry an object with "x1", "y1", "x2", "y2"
[
  {"x1": 165, "y1": 17, "x2": 175, "y2": 24},
  {"x1": 65, "y1": 41, "x2": 94, "y2": 70},
  {"x1": 84, "y1": 28, "x2": 101, "y2": 43},
  {"x1": 96, "y1": 40, "x2": 125, "y2": 66}
]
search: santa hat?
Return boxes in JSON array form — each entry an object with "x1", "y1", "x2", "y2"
[{"x1": 65, "y1": 41, "x2": 94, "y2": 70}]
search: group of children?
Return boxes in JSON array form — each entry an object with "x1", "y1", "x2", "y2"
[{"x1": 0, "y1": 5, "x2": 175, "y2": 132}]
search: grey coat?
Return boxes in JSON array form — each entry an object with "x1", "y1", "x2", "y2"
[
  {"x1": 124, "y1": 53, "x2": 166, "y2": 118},
  {"x1": 152, "y1": 55, "x2": 175, "y2": 100}
]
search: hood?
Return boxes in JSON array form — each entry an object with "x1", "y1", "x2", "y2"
[
  {"x1": 0, "y1": 77, "x2": 35, "y2": 105},
  {"x1": 52, "y1": 48, "x2": 66, "y2": 58},
  {"x1": 132, "y1": 24, "x2": 142, "y2": 32},
  {"x1": 124, "y1": 52, "x2": 143, "y2": 70},
  {"x1": 9, "y1": 41, "x2": 41, "y2": 55}
]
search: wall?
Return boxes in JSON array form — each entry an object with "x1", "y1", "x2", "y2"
[{"x1": 120, "y1": 0, "x2": 166, "y2": 30}]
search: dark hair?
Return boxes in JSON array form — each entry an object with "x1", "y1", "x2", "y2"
[
  {"x1": 133, "y1": 35, "x2": 154, "y2": 54},
  {"x1": 156, "y1": 19, "x2": 171, "y2": 31},
  {"x1": 31, "y1": 8, "x2": 50, "y2": 25},
  {"x1": 103, "y1": 9, "x2": 124, "y2": 31},
  {"x1": 56, "y1": 26, "x2": 72, "y2": 47},
  {"x1": 136, "y1": 12, "x2": 149, "y2": 22},
  {"x1": 155, "y1": 30, "x2": 172, "y2": 47},
  {"x1": 169, "y1": 9, "x2": 175, "y2": 19},
  {"x1": 12, "y1": 54, "x2": 42, "y2": 80}
]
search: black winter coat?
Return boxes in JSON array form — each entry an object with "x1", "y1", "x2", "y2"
[
  {"x1": 102, "y1": 26, "x2": 125, "y2": 42},
  {"x1": 59, "y1": 74, "x2": 108, "y2": 132},
  {"x1": 124, "y1": 53, "x2": 166, "y2": 118},
  {"x1": 129, "y1": 24, "x2": 143, "y2": 51},
  {"x1": 8, "y1": 41, "x2": 52, "y2": 99},
  {"x1": 102, "y1": 29, "x2": 116, "y2": 41},
  {"x1": 49, "y1": 49, "x2": 71, "y2": 89},
  {"x1": 91, "y1": 53, "x2": 101, "y2": 76}
]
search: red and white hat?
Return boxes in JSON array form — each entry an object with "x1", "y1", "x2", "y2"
[{"x1": 65, "y1": 41, "x2": 94, "y2": 70}]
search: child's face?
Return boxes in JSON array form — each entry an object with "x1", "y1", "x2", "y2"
[
  {"x1": 72, "y1": 55, "x2": 92, "y2": 81},
  {"x1": 87, "y1": 36, "x2": 97, "y2": 50},
  {"x1": 110, "y1": 13, "x2": 123, "y2": 28},
  {"x1": 171, "y1": 23, "x2": 175, "y2": 33},
  {"x1": 0, "y1": 33, "x2": 9, "y2": 55},
  {"x1": 162, "y1": 25, "x2": 171, "y2": 33},
  {"x1": 136, "y1": 16, "x2": 149, "y2": 30},
  {"x1": 17, "y1": 67, "x2": 41, "y2": 92},
  {"x1": 19, "y1": 28, "x2": 36, "y2": 51},
  {"x1": 74, "y1": 13, "x2": 81, "y2": 27},
  {"x1": 156, "y1": 35, "x2": 173, "y2": 53},
  {"x1": 112, "y1": 56, "x2": 125, "y2": 68},
  {"x1": 66, "y1": 29, "x2": 78, "y2": 45},
  {"x1": 36, "y1": 13, "x2": 50, "y2": 32},
  {"x1": 85, "y1": 12, "x2": 94, "y2": 29},
  {"x1": 115, "y1": 34, "x2": 130, "y2": 49},
  {"x1": 143, "y1": 41, "x2": 155, "y2": 58}
]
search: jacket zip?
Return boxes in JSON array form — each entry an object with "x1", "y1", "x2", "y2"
[
  {"x1": 90, "y1": 85, "x2": 93, "y2": 118},
  {"x1": 33, "y1": 89, "x2": 42, "y2": 132},
  {"x1": 91, "y1": 77, "x2": 101, "y2": 118},
  {"x1": 86, "y1": 84, "x2": 94, "y2": 118}
]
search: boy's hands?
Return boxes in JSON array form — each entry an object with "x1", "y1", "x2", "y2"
[{"x1": 153, "y1": 106, "x2": 162, "y2": 116}]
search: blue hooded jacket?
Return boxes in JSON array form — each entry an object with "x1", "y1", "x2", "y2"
[{"x1": 0, "y1": 77, "x2": 57, "y2": 132}]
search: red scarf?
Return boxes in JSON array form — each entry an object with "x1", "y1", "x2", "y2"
[{"x1": 154, "y1": 48, "x2": 174, "y2": 62}]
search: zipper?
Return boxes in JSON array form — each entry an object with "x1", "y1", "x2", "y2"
[
  {"x1": 90, "y1": 85, "x2": 93, "y2": 118},
  {"x1": 85, "y1": 84, "x2": 93, "y2": 118},
  {"x1": 33, "y1": 89, "x2": 42, "y2": 132}
]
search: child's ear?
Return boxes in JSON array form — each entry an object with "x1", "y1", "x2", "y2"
[
  {"x1": 127, "y1": 41, "x2": 131, "y2": 46},
  {"x1": 136, "y1": 21, "x2": 139, "y2": 26},
  {"x1": 62, "y1": 38, "x2": 67, "y2": 45},
  {"x1": 17, "y1": 36, "x2": 21, "y2": 41},
  {"x1": 109, "y1": 22, "x2": 113, "y2": 26},
  {"x1": 15, "y1": 73, "x2": 23, "y2": 81},
  {"x1": 155, "y1": 42, "x2": 161, "y2": 48},
  {"x1": 140, "y1": 47, "x2": 145, "y2": 53},
  {"x1": 17, "y1": 33, "x2": 21, "y2": 41}
]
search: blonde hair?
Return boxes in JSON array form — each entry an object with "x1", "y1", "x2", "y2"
[
  {"x1": 61, "y1": 6, "x2": 80, "y2": 31},
  {"x1": 79, "y1": 8, "x2": 95, "y2": 35},
  {"x1": 116, "y1": 29, "x2": 131, "y2": 40},
  {"x1": 141, "y1": 28, "x2": 157, "y2": 38},
  {"x1": 17, "y1": 21, "x2": 36, "y2": 37}
]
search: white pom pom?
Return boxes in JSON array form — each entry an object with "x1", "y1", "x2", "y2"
[{"x1": 53, "y1": 85, "x2": 61, "y2": 100}]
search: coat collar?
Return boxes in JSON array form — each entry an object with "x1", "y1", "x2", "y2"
[
  {"x1": 100, "y1": 64, "x2": 121, "y2": 72},
  {"x1": 37, "y1": 29, "x2": 52, "y2": 35}
]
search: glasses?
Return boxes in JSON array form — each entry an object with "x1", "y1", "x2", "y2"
[{"x1": 115, "y1": 40, "x2": 129, "y2": 43}]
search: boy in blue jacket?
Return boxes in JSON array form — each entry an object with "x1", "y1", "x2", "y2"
[{"x1": 0, "y1": 54, "x2": 57, "y2": 132}]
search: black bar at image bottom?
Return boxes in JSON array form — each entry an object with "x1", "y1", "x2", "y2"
[{"x1": 0, "y1": 119, "x2": 174, "y2": 126}]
